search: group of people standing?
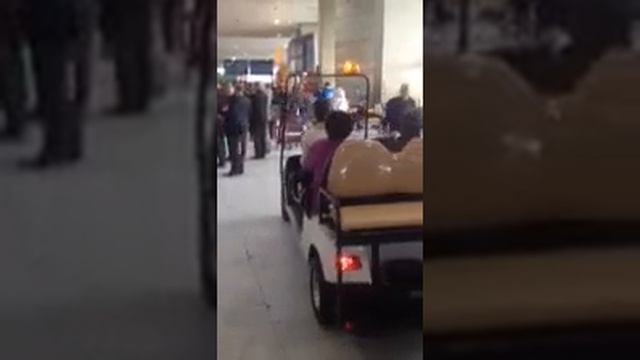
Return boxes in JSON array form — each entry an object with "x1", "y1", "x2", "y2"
[
  {"x1": 217, "y1": 82, "x2": 273, "y2": 176},
  {"x1": 0, "y1": 0, "x2": 190, "y2": 170}
]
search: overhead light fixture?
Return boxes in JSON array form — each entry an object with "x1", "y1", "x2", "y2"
[{"x1": 274, "y1": 19, "x2": 280, "y2": 25}]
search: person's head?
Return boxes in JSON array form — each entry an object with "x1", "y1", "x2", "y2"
[
  {"x1": 313, "y1": 99, "x2": 332, "y2": 123},
  {"x1": 399, "y1": 108, "x2": 423, "y2": 139},
  {"x1": 325, "y1": 111, "x2": 353, "y2": 141},
  {"x1": 234, "y1": 83, "x2": 245, "y2": 95},
  {"x1": 335, "y1": 87, "x2": 346, "y2": 99},
  {"x1": 400, "y1": 83, "x2": 410, "y2": 99},
  {"x1": 224, "y1": 82, "x2": 234, "y2": 96}
]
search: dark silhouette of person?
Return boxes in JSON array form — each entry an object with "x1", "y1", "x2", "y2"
[
  {"x1": 250, "y1": 83, "x2": 269, "y2": 159},
  {"x1": 22, "y1": 0, "x2": 91, "y2": 168},
  {"x1": 102, "y1": 0, "x2": 152, "y2": 114},
  {"x1": 384, "y1": 83, "x2": 416, "y2": 133},
  {"x1": 224, "y1": 84, "x2": 251, "y2": 176},
  {"x1": 0, "y1": 0, "x2": 28, "y2": 141},
  {"x1": 378, "y1": 108, "x2": 422, "y2": 153},
  {"x1": 216, "y1": 83, "x2": 229, "y2": 168}
]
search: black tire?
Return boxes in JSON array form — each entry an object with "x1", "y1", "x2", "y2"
[
  {"x1": 200, "y1": 209, "x2": 216, "y2": 308},
  {"x1": 310, "y1": 256, "x2": 336, "y2": 326},
  {"x1": 281, "y1": 186, "x2": 290, "y2": 222}
]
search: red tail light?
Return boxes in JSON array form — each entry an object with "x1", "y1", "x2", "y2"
[{"x1": 337, "y1": 254, "x2": 362, "y2": 272}]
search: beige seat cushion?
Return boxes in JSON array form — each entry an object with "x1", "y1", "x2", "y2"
[
  {"x1": 327, "y1": 139, "x2": 423, "y2": 198},
  {"x1": 339, "y1": 201, "x2": 423, "y2": 231},
  {"x1": 425, "y1": 248, "x2": 640, "y2": 334},
  {"x1": 427, "y1": 55, "x2": 552, "y2": 230}
]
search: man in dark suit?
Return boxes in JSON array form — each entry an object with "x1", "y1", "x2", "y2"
[
  {"x1": 23, "y1": 0, "x2": 90, "y2": 168},
  {"x1": 0, "y1": 0, "x2": 27, "y2": 141},
  {"x1": 224, "y1": 83, "x2": 251, "y2": 176},
  {"x1": 250, "y1": 83, "x2": 269, "y2": 159},
  {"x1": 384, "y1": 83, "x2": 416, "y2": 133}
]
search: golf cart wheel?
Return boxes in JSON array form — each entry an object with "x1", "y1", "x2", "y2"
[
  {"x1": 281, "y1": 191, "x2": 290, "y2": 222},
  {"x1": 310, "y1": 256, "x2": 336, "y2": 326},
  {"x1": 200, "y1": 235, "x2": 216, "y2": 308}
]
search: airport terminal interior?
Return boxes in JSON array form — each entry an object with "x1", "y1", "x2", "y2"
[
  {"x1": 217, "y1": 0, "x2": 423, "y2": 359},
  {"x1": 0, "y1": 0, "x2": 423, "y2": 359}
]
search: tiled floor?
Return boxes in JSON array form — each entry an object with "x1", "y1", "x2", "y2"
[
  {"x1": 0, "y1": 91, "x2": 214, "y2": 359},
  {"x1": 217, "y1": 147, "x2": 422, "y2": 360}
]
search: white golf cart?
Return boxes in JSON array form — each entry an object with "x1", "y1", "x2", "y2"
[{"x1": 279, "y1": 73, "x2": 424, "y2": 326}]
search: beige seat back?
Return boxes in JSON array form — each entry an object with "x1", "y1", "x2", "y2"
[
  {"x1": 427, "y1": 55, "x2": 552, "y2": 230},
  {"x1": 393, "y1": 139, "x2": 423, "y2": 194},
  {"x1": 327, "y1": 139, "x2": 422, "y2": 199},
  {"x1": 543, "y1": 52, "x2": 640, "y2": 220}
]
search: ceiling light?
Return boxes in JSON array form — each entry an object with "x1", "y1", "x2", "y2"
[{"x1": 274, "y1": 19, "x2": 280, "y2": 25}]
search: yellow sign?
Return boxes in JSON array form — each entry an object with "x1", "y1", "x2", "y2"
[
  {"x1": 274, "y1": 47, "x2": 284, "y2": 65},
  {"x1": 342, "y1": 61, "x2": 361, "y2": 74}
]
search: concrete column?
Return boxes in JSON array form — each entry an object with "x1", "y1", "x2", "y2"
[
  {"x1": 381, "y1": 0, "x2": 423, "y2": 104},
  {"x1": 318, "y1": 0, "x2": 336, "y2": 74}
]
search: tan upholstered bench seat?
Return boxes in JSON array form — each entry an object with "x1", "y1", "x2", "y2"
[
  {"x1": 424, "y1": 248, "x2": 640, "y2": 334},
  {"x1": 339, "y1": 201, "x2": 423, "y2": 232}
]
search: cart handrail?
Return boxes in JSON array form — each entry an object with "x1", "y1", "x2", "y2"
[{"x1": 278, "y1": 72, "x2": 372, "y2": 187}]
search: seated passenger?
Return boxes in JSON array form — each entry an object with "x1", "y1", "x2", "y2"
[
  {"x1": 332, "y1": 87, "x2": 350, "y2": 112},
  {"x1": 378, "y1": 108, "x2": 423, "y2": 152},
  {"x1": 302, "y1": 111, "x2": 354, "y2": 214},
  {"x1": 301, "y1": 98, "x2": 332, "y2": 164}
]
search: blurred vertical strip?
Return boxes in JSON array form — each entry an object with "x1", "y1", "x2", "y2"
[{"x1": 194, "y1": 0, "x2": 216, "y2": 308}]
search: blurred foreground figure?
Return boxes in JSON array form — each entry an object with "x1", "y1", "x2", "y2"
[
  {"x1": 101, "y1": 0, "x2": 152, "y2": 114},
  {"x1": 22, "y1": 0, "x2": 92, "y2": 168},
  {"x1": 0, "y1": 0, "x2": 27, "y2": 141}
]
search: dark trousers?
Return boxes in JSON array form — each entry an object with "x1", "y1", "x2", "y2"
[
  {"x1": 216, "y1": 132, "x2": 226, "y2": 166},
  {"x1": 114, "y1": 42, "x2": 151, "y2": 111},
  {"x1": 32, "y1": 42, "x2": 81, "y2": 159},
  {"x1": 30, "y1": 47, "x2": 46, "y2": 116},
  {"x1": 72, "y1": 31, "x2": 94, "y2": 113},
  {"x1": 0, "y1": 44, "x2": 27, "y2": 134},
  {"x1": 113, "y1": 2, "x2": 152, "y2": 112},
  {"x1": 253, "y1": 125, "x2": 267, "y2": 158},
  {"x1": 240, "y1": 131, "x2": 247, "y2": 159},
  {"x1": 227, "y1": 134, "x2": 244, "y2": 174}
]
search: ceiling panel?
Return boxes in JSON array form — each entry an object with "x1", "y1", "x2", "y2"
[
  {"x1": 217, "y1": 0, "x2": 318, "y2": 37},
  {"x1": 217, "y1": 36, "x2": 291, "y2": 63}
]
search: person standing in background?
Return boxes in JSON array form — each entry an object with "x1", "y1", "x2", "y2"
[
  {"x1": 249, "y1": 83, "x2": 269, "y2": 159},
  {"x1": 224, "y1": 83, "x2": 251, "y2": 176},
  {"x1": 72, "y1": 0, "x2": 98, "y2": 117},
  {"x1": 23, "y1": 0, "x2": 88, "y2": 168},
  {"x1": 0, "y1": 0, "x2": 28, "y2": 142},
  {"x1": 105, "y1": 0, "x2": 153, "y2": 115},
  {"x1": 216, "y1": 83, "x2": 229, "y2": 168},
  {"x1": 384, "y1": 83, "x2": 416, "y2": 133}
]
